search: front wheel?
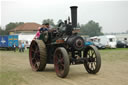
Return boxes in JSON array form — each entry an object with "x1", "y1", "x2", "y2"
[
  {"x1": 84, "y1": 45, "x2": 101, "y2": 74},
  {"x1": 54, "y1": 47, "x2": 70, "y2": 78}
]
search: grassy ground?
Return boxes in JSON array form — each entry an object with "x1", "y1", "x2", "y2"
[
  {"x1": 0, "y1": 48, "x2": 128, "y2": 85},
  {"x1": 100, "y1": 48, "x2": 128, "y2": 62},
  {"x1": 0, "y1": 49, "x2": 29, "y2": 85}
]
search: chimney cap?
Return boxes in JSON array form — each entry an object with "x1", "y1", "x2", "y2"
[{"x1": 70, "y1": 6, "x2": 78, "y2": 8}]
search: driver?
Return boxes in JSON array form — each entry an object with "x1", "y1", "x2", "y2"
[
  {"x1": 39, "y1": 23, "x2": 49, "y2": 33},
  {"x1": 33, "y1": 23, "x2": 49, "y2": 40}
]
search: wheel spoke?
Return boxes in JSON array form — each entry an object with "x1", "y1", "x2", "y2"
[
  {"x1": 55, "y1": 51, "x2": 65, "y2": 75},
  {"x1": 92, "y1": 62, "x2": 96, "y2": 70},
  {"x1": 89, "y1": 63, "x2": 91, "y2": 69},
  {"x1": 94, "y1": 58, "x2": 96, "y2": 62},
  {"x1": 32, "y1": 45, "x2": 36, "y2": 51},
  {"x1": 59, "y1": 65, "x2": 63, "y2": 70},
  {"x1": 36, "y1": 61, "x2": 40, "y2": 67},
  {"x1": 91, "y1": 51, "x2": 95, "y2": 57},
  {"x1": 36, "y1": 56, "x2": 40, "y2": 61},
  {"x1": 32, "y1": 58, "x2": 36, "y2": 63},
  {"x1": 87, "y1": 54, "x2": 90, "y2": 58},
  {"x1": 31, "y1": 52, "x2": 34, "y2": 58},
  {"x1": 87, "y1": 51, "x2": 91, "y2": 57},
  {"x1": 61, "y1": 63, "x2": 64, "y2": 67},
  {"x1": 86, "y1": 49, "x2": 96, "y2": 70},
  {"x1": 31, "y1": 49, "x2": 35, "y2": 53},
  {"x1": 91, "y1": 62, "x2": 93, "y2": 70},
  {"x1": 34, "y1": 63, "x2": 38, "y2": 68},
  {"x1": 58, "y1": 53, "x2": 62, "y2": 59},
  {"x1": 89, "y1": 50, "x2": 91, "y2": 55},
  {"x1": 60, "y1": 58, "x2": 64, "y2": 63},
  {"x1": 56, "y1": 59, "x2": 59, "y2": 65},
  {"x1": 33, "y1": 58, "x2": 40, "y2": 68},
  {"x1": 93, "y1": 53, "x2": 96, "y2": 58},
  {"x1": 93, "y1": 62, "x2": 96, "y2": 69}
]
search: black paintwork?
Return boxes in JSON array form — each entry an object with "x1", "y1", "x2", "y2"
[{"x1": 38, "y1": 6, "x2": 86, "y2": 64}]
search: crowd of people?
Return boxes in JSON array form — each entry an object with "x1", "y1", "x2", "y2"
[
  {"x1": 19, "y1": 42, "x2": 25, "y2": 52},
  {"x1": 13, "y1": 42, "x2": 25, "y2": 52}
]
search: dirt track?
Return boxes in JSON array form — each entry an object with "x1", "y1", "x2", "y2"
[{"x1": 0, "y1": 49, "x2": 128, "y2": 85}]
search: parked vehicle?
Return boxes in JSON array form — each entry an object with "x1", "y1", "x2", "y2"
[
  {"x1": 125, "y1": 41, "x2": 128, "y2": 47},
  {"x1": 90, "y1": 35, "x2": 117, "y2": 48},
  {"x1": 93, "y1": 42, "x2": 106, "y2": 49},
  {"x1": 84, "y1": 41, "x2": 94, "y2": 46},
  {"x1": 99, "y1": 35, "x2": 117, "y2": 48},
  {"x1": 81, "y1": 36, "x2": 94, "y2": 46},
  {"x1": 0, "y1": 35, "x2": 18, "y2": 49},
  {"x1": 116, "y1": 40, "x2": 128, "y2": 48}
]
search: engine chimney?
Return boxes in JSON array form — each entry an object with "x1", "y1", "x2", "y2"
[{"x1": 70, "y1": 6, "x2": 78, "y2": 28}]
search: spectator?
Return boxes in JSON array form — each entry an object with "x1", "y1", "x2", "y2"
[
  {"x1": 19, "y1": 43, "x2": 22, "y2": 52},
  {"x1": 13, "y1": 43, "x2": 16, "y2": 52},
  {"x1": 21, "y1": 42, "x2": 25, "y2": 52},
  {"x1": 25, "y1": 41, "x2": 28, "y2": 50}
]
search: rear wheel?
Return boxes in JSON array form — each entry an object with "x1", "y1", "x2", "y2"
[
  {"x1": 29, "y1": 40, "x2": 47, "y2": 71},
  {"x1": 54, "y1": 47, "x2": 70, "y2": 78},
  {"x1": 84, "y1": 45, "x2": 101, "y2": 74}
]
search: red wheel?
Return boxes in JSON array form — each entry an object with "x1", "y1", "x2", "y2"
[
  {"x1": 29, "y1": 40, "x2": 47, "y2": 71},
  {"x1": 54, "y1": 47, "x2": 70, "y2": 78}
]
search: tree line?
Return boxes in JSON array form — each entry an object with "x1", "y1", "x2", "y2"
[
  {"x1": 0, "y1": 19, "x2": 103, "y2": 37},
  {"x1": 0, "y1": 22, "x2": 24, "y2": 35}
]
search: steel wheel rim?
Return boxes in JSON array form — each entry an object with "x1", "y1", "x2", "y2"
[
  {"x1": 29, "y1": 41, "x2": 41, "y2": 71},
  {"x1": 54, "y1": 50, "x2": 65, "y2": 76},
  {"x1": 86, "y1": 49, "x2": 97, "y2": 71}
]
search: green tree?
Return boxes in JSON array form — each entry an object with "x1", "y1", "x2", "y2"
[
  {"x1": 5, "y1": 22, "x2": 24, "y2": 35},
  {"x1": 0, "y1": 27, "x2": 5, "y2": 35},
  {"x1": 80, "y1": 20, "x2": 103, "y2": 37},
  {"x1": 6, "y1": 22, "x2": 24, "y2": 31},
  {"x1": 42, "y1": 19, "x2": 56, "y2": 27},
  {"x1": 77, "y1": 23, "x2": 81, "y2": 28}
]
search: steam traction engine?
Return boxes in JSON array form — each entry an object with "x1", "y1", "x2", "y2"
[{"x1": 29, "y1": 6, "x2": 101, "y2": 78}]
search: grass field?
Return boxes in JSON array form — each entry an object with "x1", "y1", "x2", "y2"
[
  {"x1": 0, "y1": 48, "x2": 128, "y2": 85},
  {"x1": 100, "y1": 48, "x2": 128, "y2": 61}
]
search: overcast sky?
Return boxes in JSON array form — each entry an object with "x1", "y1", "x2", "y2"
[{"x1": 1, "y1": 0, "x2": 128, "y2": 33}]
